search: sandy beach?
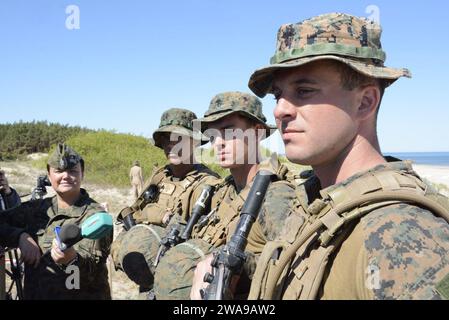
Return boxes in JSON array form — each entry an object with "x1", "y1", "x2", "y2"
[{"x1": 412, "y1": 164, "x2": 449, "y2": 196}]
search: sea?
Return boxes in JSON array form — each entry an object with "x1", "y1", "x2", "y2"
[{"x1": 386, "y1": 152, "x2": 449, "y2": 167}]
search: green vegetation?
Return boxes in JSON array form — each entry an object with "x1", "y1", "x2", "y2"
[
  {"x1": 2, "y1": 121, "x2": 310, "y2": 188},
  {"x1": 32, "y1": 130, "x2": 166, "y2": 187},
  {"x1": 198, "y1": 145, "x2": 309, "y2": 178},
  {"x1": 0, "y1": 121, "x2": 91, "y2": 160}
]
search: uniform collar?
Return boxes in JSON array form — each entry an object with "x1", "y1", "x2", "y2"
[
  {"x1": 319, "y1": 160, "x2": 415, "y2": 200},
  {"x1": 51, "y1": 188, "x2": 91, "y2": 217}
]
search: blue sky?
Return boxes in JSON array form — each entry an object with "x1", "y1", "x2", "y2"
[{"x1": 1, "y1": 0, "x2": 448, "y2": 153}]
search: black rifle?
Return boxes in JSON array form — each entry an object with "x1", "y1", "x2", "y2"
[
  {"x1": 201, "y1": 171, "x2": 274, "y2": 300},
  {"x1": 153, "y1": 184, "x2": 215, "y2": 267},
  {"x1": 180, "y1": 185, "x2": 215, "y2": 241},
  {"x1": 119, "y1": 184, "x2": 159, "y2": 231}
]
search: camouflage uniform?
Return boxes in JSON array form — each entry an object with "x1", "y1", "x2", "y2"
[
  {"x1": 152, "y1": 92, "x2": 299, "y2": 300},
  {"x1": 247, "y1": 13, "x2": 449, "y2": 300},
  {"x1": 0, "y1": 144, "x2": 112, "y2": 300},
  {"x1": 110, "y1": 108, "x2": 220, "y2": 296}
]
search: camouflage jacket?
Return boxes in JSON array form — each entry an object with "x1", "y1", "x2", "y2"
[
  {"x1": 253, "y1": 161, "x2": 449, "y2": 300},
  {"x1": 194, "y1": 154, "x2": 298, "y2": 258},
  {"x1": 1, "y1": 189, "x2": 112, "y2": 300},
  {"x1": 152, "y1": 155, "x2": 299, "y2": 300},
  {"x1": 131, "y1": 164, "x2": 221, "y2": 226}
]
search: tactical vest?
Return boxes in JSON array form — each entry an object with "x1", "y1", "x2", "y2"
[
  {"x1": 192, "y1": 176, "x2": 247, "y2": 247},
  {"x1": 249, "y1": 161, "x2": 449, "y2": 300},
  {"x1": 133, "y1": 165, "x2": 219, "y2": 225},
  {"x1": 192, "y1": 159, "x2": 292, "y2": 249}
]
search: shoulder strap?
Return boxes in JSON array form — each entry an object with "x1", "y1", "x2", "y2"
[
  {"x1": 174, "y1": 165, "x2": 221, "y2": 220},
  {"x1": 260, "y1": 167, "x2": 449, "y2": 300},
  {"x1": 142, "y1": 166, "x2": 167, "y2": 192}
]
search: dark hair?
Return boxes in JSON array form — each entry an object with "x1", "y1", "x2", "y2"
[
  {"x1": 236, "y1": 113, "x2": 264, "y2": 130},
  {"x1": 332, "y1": 61, "x2": 386, "y2": 96}
]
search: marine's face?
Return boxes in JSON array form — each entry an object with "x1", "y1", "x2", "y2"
[
  {"x1": 48, "y1": 163, "x2": 83, "y2": 195},
  {"x1": 160, "y1": 133, "x2": 194, "y2": 165},
  {"x1": 272, "y1": 60, "x2": 361, "y2": 166},
  {"x1": 206, "y1": 113, "x2": 259, "y2": 169}
]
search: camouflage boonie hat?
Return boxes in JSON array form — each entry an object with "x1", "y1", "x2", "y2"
[
  {"x1": 194, "y1": 91, "x2": 276, "y2": 139},
  {"x1": 249, "y1": 13, "x2": 412, "y2": 97},
  {"x1": 153, "y1": 108, "x2": 207, "y2": 149},
  {"x1": 47, "y1": 143, "x2": 83, "y2": 170}
]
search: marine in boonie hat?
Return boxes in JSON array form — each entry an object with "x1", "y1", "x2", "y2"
[
  {"x1": 153, "y1": 108, "x2": 207, "y2": 149},
  {"x1": 194, "y1": 91, "x2": 277, "y2": 139},
  {"x1": 248, "y1": 13, "x2": 412, "y2": 98},
  {"x1": 47, "y1": 143, "x2": 84, "y2": 171}
]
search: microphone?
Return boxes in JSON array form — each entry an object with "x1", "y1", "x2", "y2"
[{"x1": 55, "y1": 212, "x2": 113, "y2": 251}]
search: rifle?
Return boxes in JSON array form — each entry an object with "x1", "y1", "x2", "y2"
[
  {"x1": 118, "y1": 184, "x2": 159, "y2": 231},
  {"x1": 153, "y1": 184, "x2": 215, "y2": 267},
  {"x1": 201, "y1": 171, "x2": 274, "y2": 300}
]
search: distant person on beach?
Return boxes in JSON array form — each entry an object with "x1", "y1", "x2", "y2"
[
  {"x1": 152, "y1": 162, "x2": 159, "y2": 173},
  {"x1": 129, "y1": 160, "x2": 144, "y2": 199}
]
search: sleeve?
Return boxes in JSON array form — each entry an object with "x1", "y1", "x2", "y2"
[
  {"x1": 0, "y1": 204, "x2": 30, "y2": 247},
  {"x1": 0, "y1": 222, "x2": 25, "y2": 248},
  {"x1": 360, "y1": 204, "x2": 449, "y2": 300},
  {"x1": 73, "y1": 204, "x2": 113, "y2": 297},
  {"x1": 77, "y1": 231, "x2": 113, "y2": 273},
  {"x1": 231, "y1": 181, "x2": 297, "y2": 287},
  {"x1": 257, "y1": 181, "x2": 297, "y2": 242},
  {"x1": 138, "y1": 203, "x2": 167, "y2": 226}
]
